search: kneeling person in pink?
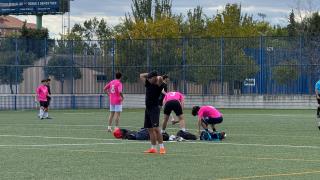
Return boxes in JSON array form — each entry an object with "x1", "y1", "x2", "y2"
[
  {"x1": 192, "y1": 105, "x2": 223, "y2": 135},
  {"x1": 162, "y1": 91, "x2": 186, "y2": 133},
  {"x1": 104, "y1": 72, "x2": 124, "y2": 132}
]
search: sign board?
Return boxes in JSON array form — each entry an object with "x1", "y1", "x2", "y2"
[
  {"x1": 0, "y1": 0, "x2": 69, "y2": 15},
  {"x1": 244, "y1": 78, "x2": 255, "y2": 86}
]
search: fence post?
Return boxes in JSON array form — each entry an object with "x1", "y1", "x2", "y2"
[
  {"x1": 299, "y1": 36, "x2": 303, "y2": 94},
  {"x1": 112, "y1": 39, "x2": 115, "y2": 79},
  {"x1": 44, "y1": 38, "x2": 47, "y2": 78},
  {"x1": 259, "y1": 36, "x2": 263, "y2": 94},
  {"x1": 220, "y1": 37, "x2": 224, "y2": 95},
  {"x1": 147, "y1": 39, "x2": 151, "y2": 72},
  {"x1": 182, "y1": 38, "x2": 187, "y2": 94},
  {"x1": 99, "y1": 94, "x2": 103, "y2": 109},
  {"x1": 14, "y1": 38, "x2": 18, "y2": 110},
  {"x1": 71, "y1": 40, "x2": 76, "y2": 109}
]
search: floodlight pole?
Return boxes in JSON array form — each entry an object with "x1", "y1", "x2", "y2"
[{"x1": 36, "y1": 14, "x2": 43, "y2": 30}]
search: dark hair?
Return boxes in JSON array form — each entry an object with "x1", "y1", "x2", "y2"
[
  {"x1": 46, "y1": 78, "x2": 51, "y2": 82},
  {"x1": 115, "y1": 72, "x2": 122, "y2": 79},
  {"x1": 41, "y1": 79, "x2": 46, "y2": 83},
  {"x1": 147, "y1": 71, "x2": 158, "y2": 79},
  {"x1": 192, "y1": 106, "x2": 200, "y2": 116},
  {"x1": 162, "y1": 74, "x2": 169, "y2": 80}
]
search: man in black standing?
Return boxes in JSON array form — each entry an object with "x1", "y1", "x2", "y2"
[
  {"x1": 158, "y1": 74, "x2": 169, "y2": 107},
  {"x1": 45, "y1": 78, "x2": 52, "y2": 119},
  {"x1": 140, "y1": 71, "x2": 166, "y2": 154}
]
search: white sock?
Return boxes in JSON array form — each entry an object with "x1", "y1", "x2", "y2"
[
  {"x1": 159, "y1": 144, "x2": 164, "y2": 148},
  {"x1": 107, "y1": 126, "x2": 112, "y2": 130},
  {"x1": 151, "y1": 145, "x2": 156, "y2": 149},
  {"x1": 181, "y1": 128, "x2": 186, "y2": 132},
  {"x1": 44, "y1": 112, "x2": 48, "y2": 118},
  {"x1": 161, "y1": 129, "x2": 166, "y2": 133},
  {"x1": 39, "y1": 108, "x2": 44, "y2": 118}
]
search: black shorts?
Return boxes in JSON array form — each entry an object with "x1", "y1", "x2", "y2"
[
  {"x1": 163, "y1": 100, "x2": 183, "y2": 116},
  {"x1": 202, "y1": 116, "x2": 223, "y2": 125},
  {"x1": 317, "y1": 96, "x2": 320, "y2": 104},
  {"x1": 39, "y1": 101, "x2": 49, "y2": 108},
  {"x1": 144, "y1": 106, "x2": 160, "y2": 128},
  {"x1": 47, "y1": 96, "x2": 51, "y2": 106}
]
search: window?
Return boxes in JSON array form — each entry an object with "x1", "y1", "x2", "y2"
[{"x1": 96, "y1": 75, "x2": 107, "y2": 82}]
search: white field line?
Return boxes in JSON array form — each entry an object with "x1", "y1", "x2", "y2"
[
  {"x1": 0, "y1": 123, "x2": 319, "y2": 139},
  {"x1": 3, "y1": 146, "x2": 320, "y2": 164},
  {"x1": 0, "y1": 134, "x2": 320, "y2": 149},
  {"x1": 225, "y1": 114, "x2": 313, "y2": 117},
  {"x1": 0, "y1": 141, "x2": 148, "y2": 147},
  {"x1": 0, "y1": 134, "x2": 117, "y2": 141},
  {"x1": 63, "y1": 113, "x2": 314, "y2": 117},
  {"x1": 62, "y1": 112, "x2": 98, "y2": 115}
]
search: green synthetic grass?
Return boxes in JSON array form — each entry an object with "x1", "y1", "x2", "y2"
[{"x1": 0, "y1": 109, "x2": 320, "y2": 180}]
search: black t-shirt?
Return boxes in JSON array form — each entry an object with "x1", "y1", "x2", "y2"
[
  {"x1": 45, "y1": 85, "x2": 51, "y2": 95},
  {"x1": 145, "y1": 80, "x2": 163, "y2": 107},
  {"x1": 158, "y1": 83, "x2": 168, "y2": 105}
]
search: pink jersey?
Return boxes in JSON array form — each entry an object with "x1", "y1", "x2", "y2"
[
  {"x1": 163, "y1": 91, "x2": 184, "y2": 104},
  {"x1": 198, "y1": 106, "x2": 222, "y2": 119},
  {"x1": 104, "y1": 79, "x2": 123, "y2": 105},
  {"x1": 36, "y1": 85, "x2": 48, "y2": 102}
]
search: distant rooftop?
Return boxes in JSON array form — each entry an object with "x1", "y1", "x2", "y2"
[{"x1": 0, "y1": 16, "x2": 36, "y2": 29}]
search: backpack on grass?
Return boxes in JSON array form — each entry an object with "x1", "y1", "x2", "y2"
[{"x1": 200, "y1": 131, "x2": 226, "y2": 141}]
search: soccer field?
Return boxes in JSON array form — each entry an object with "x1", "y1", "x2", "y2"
[{"x1": 0, "y1": 109, "x2": 320, "y2": 180}]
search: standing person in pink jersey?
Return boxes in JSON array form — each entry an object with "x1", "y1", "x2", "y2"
[
  {"x1": 161, "y1": 91, "x2": 187, "y2": 133},
  {"x1": 36, "y1": 79, "x2": 49, "y2": 119},
  {"x1": 192, "y1": 105, "x2": 223, "y2": 135},
  {"x1": 104, "y1": 72, "x2": 124, "y2": 132}
]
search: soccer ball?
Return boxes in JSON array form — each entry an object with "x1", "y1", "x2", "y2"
[
  {"x1": 177, "y1": 137, "x2": 185, "y2": 142},
  {"x1": 169, "y1": 135, "x2": 176, "y2": 141}
]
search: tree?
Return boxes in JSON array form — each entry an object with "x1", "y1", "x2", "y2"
[
  {"x1": 20, "y1": 22, "x2": 49, "y2": 58},
  {"x1": 114, "y1": 0, "x2": 180, "y2": 84},
  {"x1": 287, "y1": 10, "x2": 297, "y2": 36},
  {"x1": 0, "y1": 51, "x2": 36, "y2": 94},
  {"x1": 272, "y1": 60, "x2": 299, "y2": 85},
  {"x1": 201, "y1": 4, "x2": 260, "y2": 94},
  {"x1": 258, "y1": 13, "x2": 266, "y2": 21},
  {"x1": 44, "y1": 56, "x2": 82, "y2": 94},
  {"x1": 301, "y1": 12, "x2": 320, "y2": 93},
  {"x1": 181, "y1": 6, "x2": 207, "y2": 37},
  {"x1": 129, "y1": 0, "x2": 172, "y2": 23}
]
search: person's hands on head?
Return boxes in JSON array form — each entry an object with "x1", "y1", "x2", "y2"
[
  {"x1": 157, "y1": 76, "x2": 163, "y2": 86},
  {"x1": 147, "y1": 71, "x2": 158, "y2": 84}
]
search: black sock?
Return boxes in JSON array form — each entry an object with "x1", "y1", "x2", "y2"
[{"x1": 317, "y1": 107, "x2": 320, "y2": 116}]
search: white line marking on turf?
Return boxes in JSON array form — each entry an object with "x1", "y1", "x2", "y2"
[
  {"x1": 6, "y1": 147, "x2": 320, "y2": 163},
  {"x1": 0, "y1": 135, "x2": 320, "y2": 149},
  {"x1": 1, "y1": 122, "x2": 320, "y2": 139},
  {"x1": 218, "y1": 169, "x2": 320, "y2": 180},
  {"x1": 0, "y1": 134, "x2": 118, "y2": 141},
  {"x1": 225, "y1": 114, "x2": 313, "y2": 117},
  {"x1": 0, "y1": 141, "x2": 148, "y2": 147},
  {"x1": 0, "y1": 123, "x2": 105, "y2": 127},
  {"x1": 183, "y1": 141, "x2": 320, "y2": 149},
  {"x1": 63, "y1": 112, "x2": 97, "y2": 115}
]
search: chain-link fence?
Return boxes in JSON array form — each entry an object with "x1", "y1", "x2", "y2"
[{"x1": 0, "y1": 37, "x2": 319, "y2": 109}]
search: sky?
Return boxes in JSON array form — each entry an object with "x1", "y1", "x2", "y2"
[{"x1": 13, "y1": 0, "x2": 320, "y2": 38}]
